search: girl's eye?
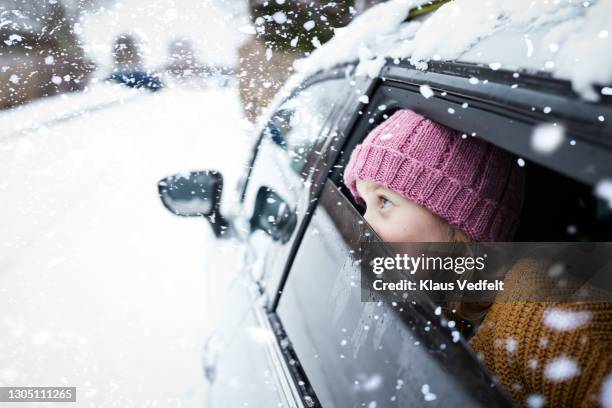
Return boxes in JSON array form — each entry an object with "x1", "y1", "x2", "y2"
[{"x1": 380, "y1": 196, "x2": 393, "y2": 209}]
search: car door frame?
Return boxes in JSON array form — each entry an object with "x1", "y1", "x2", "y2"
[{"x1": 263, "y1": 59, "x2": 612, "y2": 406}]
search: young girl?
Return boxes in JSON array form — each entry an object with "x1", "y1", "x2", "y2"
[{"x1": 343, "y1": 109, "x2": 612, "y2": 407}]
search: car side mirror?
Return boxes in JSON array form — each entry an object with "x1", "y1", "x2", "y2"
[{"x1": 157, "y1": 170, "x2": 230, "y2": 238}]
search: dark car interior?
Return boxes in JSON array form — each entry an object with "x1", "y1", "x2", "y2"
[
  {"x1": 327, "y1": 61, "x2": 612, "y2": 244},
  {"x1": 338, "y1": 133, "x2": 612, "y2": 243}
]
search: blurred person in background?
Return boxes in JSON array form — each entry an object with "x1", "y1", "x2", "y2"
[
  {"x1": 164, "y1": 38, "x2": 235, "y2": 89},
  {"x1": 109, "y1": 33, "x2": 163, "y2": 92},
  {"x1": 165, "y1": 38, "x2": 205, "y2": 83}
]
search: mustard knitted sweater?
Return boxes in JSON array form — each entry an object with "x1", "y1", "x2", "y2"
[{"x1": 470, "y1": 258, "x2": 612, "y2": 407}]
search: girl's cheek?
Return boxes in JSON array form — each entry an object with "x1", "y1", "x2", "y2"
[
  {"x1": 388, "y1": 207, "x2": 439, "y2": 242},
  {"x1": 377, "y1": 214, "x2": 418, "y2": 242}
]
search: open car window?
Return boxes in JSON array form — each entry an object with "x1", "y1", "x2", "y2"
[
  {"x1": 271, "y1": 63, "x2": 612, "y2": 406},
  {"x1": 275, "y1": 179, "x2": 513, "y2": 407}
]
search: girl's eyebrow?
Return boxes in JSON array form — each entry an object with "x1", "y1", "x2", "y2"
[
  {"x1": 374, "y1": 187, "x2": 400, "y2": 202},
  {"x1": 373, "y1": 186, "x2": 390, "y2": 195}
]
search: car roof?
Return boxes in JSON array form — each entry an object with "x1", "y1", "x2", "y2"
[{"x1": 294, "y1": 0, "x2": 612, "y2": 103}]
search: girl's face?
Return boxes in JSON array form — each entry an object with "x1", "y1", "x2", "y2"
[{"x1": 356, "y1": 180, "x2": 453, "y2": 242}]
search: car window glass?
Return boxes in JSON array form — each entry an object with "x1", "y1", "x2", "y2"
[
  {"x1": 275, "y1": 180, "x2": 513, "y2": 407},
  {"x1": 242, "y1": 77, "x2": 350, "y2": 237},
  {"x1": 265, "y1": 78, "x2": 349, "y2": 177},
  {"x1": 239, "y1": 75, "x2": 352, "y2": 289}
]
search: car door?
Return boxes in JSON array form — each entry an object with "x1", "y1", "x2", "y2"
[
  {"x1": 263, "y1": 64, "x2": 536, "y2": 407},
  {"x1": 269, "y1": 58, "x2": 612, "y2": 407},
  {"x1": 204, "y1": 69, "x2": 362, "y2": 408},
  {"x1": 273, "y1": 179, "x2": 514, "y2": 407}
]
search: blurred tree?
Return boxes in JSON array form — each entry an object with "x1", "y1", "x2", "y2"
[
  {"x1": 0, "y1": 0, "x2": 95, "y2": 109},
  {"x1": 249, "y1": 0, "x2": 385, "y2": 52},
  {"x1": 249, "y1": 0, "x2": 352, "y2": 53},
  {"x1": 238, "y1": 0, "x2": 382, "y2": 121}
]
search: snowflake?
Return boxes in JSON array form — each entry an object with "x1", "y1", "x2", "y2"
[
  {"x1": 531, "y1": 124, "x2": 565, "y2": 154},
  {"x1": 544, "y1": 356, "x2": 580, "y2": 382},
  {"x1": 526, "y1": 394, "x2": 545, "y2": 408},
  {"x1": 421, "y1": 384, "x2": 437, "y2": 402},
  {"x1": 419, "y1": 84, "x2": 434, "y2": 99},
  {"x1": 543, "y1": 308, "x2": 591, "y2": 331},
  {"x1": 601, "y1": 374, "x2": 612, "y2": 408}
]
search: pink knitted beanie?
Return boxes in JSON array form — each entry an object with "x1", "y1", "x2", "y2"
[{"x1": 343, "y1": 109, "x2": 525, "y2": 242}]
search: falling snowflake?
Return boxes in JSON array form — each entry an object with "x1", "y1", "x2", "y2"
[
  {"x1": 421, "y1": 384, "x2": 437, "y2": 401},
  {"x1": 303, "y1": 20, "x2": 315, "y2": 31},
  {"x1": 544, "y1": 356, "x2": 580, "y2": 381},
  {"x1": 601, "y1": 374, "x2": 612, "y2": 408},
  {"x1": 531, "y1": 124, "x2": 564, "y2": 154},
  {"x1": 362, "y1": 374, "x2": 383, "y2": 391},
  {"x1": 419, "y1": 84, "x2": 434, "y2": 99},
  {"x1": 505, "y1": 337, "x2": 518, "y2": 353},
  {"x1": 543, "y1": 308, "x2": 591, "y2": 331},
  {"x1": 526, "y1": 394, "x2": 545, "y2": 408},
  {"x1": 595, "y1": 179, "x2": 612, "y2": 208},
  {"x1": 272, "y1": 11, "x2": 287, "y2": 24},
  {"x1": 547, "y1": 262, "x2": 565, "y2": 278}
]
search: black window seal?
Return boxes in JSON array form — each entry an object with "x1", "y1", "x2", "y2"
[{"x1": 382, "y1": 60, "x2": 612, "y2": 149}]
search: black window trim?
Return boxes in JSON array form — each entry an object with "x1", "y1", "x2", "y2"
[
  {"x1": 310, "y1": 60, "x2": 612, "y2": 192},
  {"x1": 377, "y1": 60, "x2": 612, "y2": 187}
]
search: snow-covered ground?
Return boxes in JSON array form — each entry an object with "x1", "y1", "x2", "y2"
[{"x1": 0, "y1": 83, "x2": 251, "y2": 407}]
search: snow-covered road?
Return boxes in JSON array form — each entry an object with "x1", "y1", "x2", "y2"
[{"x1": 0, "y1": 84, "x2": 251, "y2": 407}]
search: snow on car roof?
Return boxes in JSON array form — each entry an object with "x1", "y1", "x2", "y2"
[{"x1": 294, "y1": 0, "x2": 612, "y2": 102}]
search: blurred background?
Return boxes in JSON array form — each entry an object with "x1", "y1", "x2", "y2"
[
  {"x1": 0, "y1": 0, "x2": 384, "y2": 119},
  {"x1": 0, "y1": 0, "x2": 379, "y2": 407}
]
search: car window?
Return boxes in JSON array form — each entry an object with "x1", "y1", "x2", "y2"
[
  {"x1": 239, "y1": 75, "x2": 353, "y2": 288},
  {"x1": 275, "y1": 180, "x2": 513, "y2": 407},
  {"x1": 242, "y1": 75, "x2": 351, "y2": 225},
  {"x1": 264, "y1": 79, "x2": 348, "y2": 177}
]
